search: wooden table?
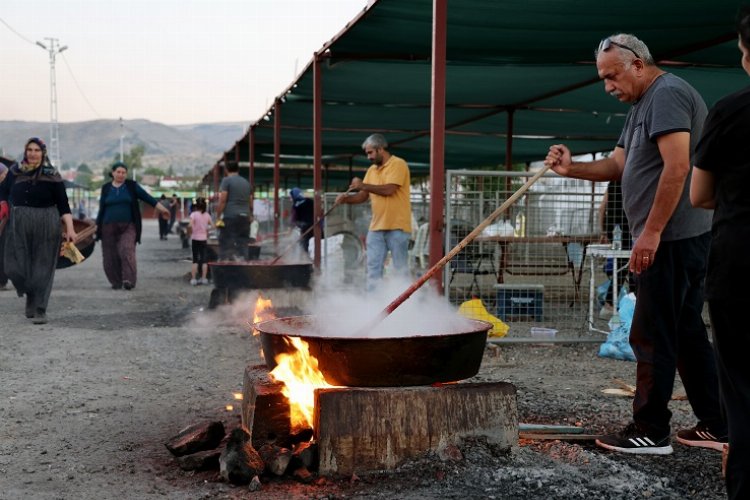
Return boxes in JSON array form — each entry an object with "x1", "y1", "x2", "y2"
[{"x1": 475, "y1": 234, "x2": 600, "y2": 298}]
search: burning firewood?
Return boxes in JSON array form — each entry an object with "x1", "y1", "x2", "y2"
[
  {"x1": 219, "y1": 427, "x2": 265, "y2": 485},
  {"x1": 257, "y1": 444, "x2": 292, "y2": 476},
  {"x1": 291, "y1": 441, "x2": 318, "y2": 471}
]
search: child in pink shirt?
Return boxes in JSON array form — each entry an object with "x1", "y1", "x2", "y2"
[{"x1": 188, "y1": 198, "x2": 213, "y2": 285}]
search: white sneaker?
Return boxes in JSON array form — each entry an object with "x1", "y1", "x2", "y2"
[
  {"x1": 599, "y1": 303, "x2": 615, "y2": 320},
  {"x1": 200, "y1": 278, "x2": 210, "y2": 285},
  {"x1": 190, "y1": 278, "x2": 198, "y2": 286}
]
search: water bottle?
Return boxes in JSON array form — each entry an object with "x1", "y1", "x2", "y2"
[
  {"x1": 612, "y1": 225, "x2": 622, "y2": 251},
  {"x1": 514, "y1": 211, "x2": 526, "y2": 237}
]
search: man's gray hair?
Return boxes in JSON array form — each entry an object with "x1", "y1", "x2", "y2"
[
  {"x1": 596, "y1": 33, "x2": 655, "y2": 66},
  {"x1": 362, "y1": 133, "x2": 388, "y2": 150}
]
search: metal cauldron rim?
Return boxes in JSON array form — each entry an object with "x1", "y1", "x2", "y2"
[{"x1": 253, "y1": 314, "x2": 492, "y2": 340}]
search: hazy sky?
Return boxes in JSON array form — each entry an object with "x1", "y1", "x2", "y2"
[{"x1": 0, "y1": 0, "x2": 368, "y2": 125}]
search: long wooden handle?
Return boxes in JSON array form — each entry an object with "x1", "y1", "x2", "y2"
[
  {"x1": 364, "y1": 164, "x2": 553, "y2": 333},
  {"x1": 72, "y1": 224, "x2": 97, "y2": 244},
  {"x1": 270, "y1": 188, "x2": 355, "y2": 264}
]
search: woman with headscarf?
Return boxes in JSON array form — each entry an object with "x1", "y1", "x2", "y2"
[
  {"x1": 95, "y1": 161, "x2": 169, "y2": 290},
  {"x1": 0, "y1": 138, "x2": 76, "y2": 324},
  {"x1": 0, "y1": 162, "x2": 10, "y2": 290}
]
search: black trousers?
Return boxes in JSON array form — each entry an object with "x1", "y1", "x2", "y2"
[
  {"x1": 708, "y1": 299, "x2": 750, "y2": 500},
  {"x1": 218, "y1": 215, "x2": 250, "y2": 260},
  {"x1": 630, "y1": 232, "x2": 724, "y2": 437}
]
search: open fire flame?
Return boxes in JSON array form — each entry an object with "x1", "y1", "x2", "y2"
[{"x1": 251, "y1": 295, "x2": 333, "y2": 431}]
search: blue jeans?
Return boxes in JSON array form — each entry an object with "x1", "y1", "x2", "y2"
[{"x1": 365, "y1": 229, "x2": 410, "y2": 291}]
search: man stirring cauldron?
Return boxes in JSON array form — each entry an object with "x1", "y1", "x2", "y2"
[
  {"x1": 215, "y1": 162, "x2": 251, "y2": 260},
  {"x1": 336, "y1": 134, "x2": 412, "y2": 291},
  {"x1": 545, "y1": 33, "x2": 724, "y2": 455}
]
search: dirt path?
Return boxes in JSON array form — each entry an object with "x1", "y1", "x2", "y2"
[{"x1": 0, "y1": 220, "x2": 727, "y2": 499}]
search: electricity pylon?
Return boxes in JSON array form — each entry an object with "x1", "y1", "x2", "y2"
[{"x1": 36, "y1": 37, "x2": 67, "y2": 169}]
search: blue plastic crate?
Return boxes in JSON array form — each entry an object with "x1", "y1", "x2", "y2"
[{"x1": 495, "y1": 284, "x2": 544, "y2": 321}]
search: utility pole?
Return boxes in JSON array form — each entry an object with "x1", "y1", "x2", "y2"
[
  {"x1": 36, "y1": 37, "x2": 67, "y2": 169},
  {"x1": 119, "y1": 117, "x2": 124, "y2": 162}
]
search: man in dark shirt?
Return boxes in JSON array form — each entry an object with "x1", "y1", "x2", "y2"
[
  {"x1": 215, "y1": 163, "x2": 251, "y2": 260},
  {"x1": 545, "y1": 33, "x2": 723, "y2": 455},
  {"x1": 289, "y1": 187, "x2": 314, "y2": 253}
]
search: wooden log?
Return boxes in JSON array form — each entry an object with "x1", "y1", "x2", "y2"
[
  {"x1": 241, "y1": 364, "x2": 295, "y2": 449},
  {"x1": 164, "y1": 420, "x2": 225, "y2": 457},
  {"x1": 257, "y1": 444, "x2": 292, "y2": 476},
  {"x1": 315, "y1": 382, "x2": 517, "y2": 476},
  {"x1": 175, "y1": 448, "x2": 222, "y2": 471}
]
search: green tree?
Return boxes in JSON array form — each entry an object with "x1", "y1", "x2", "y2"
[
  {"x1": 113, "y1": 144, "x2": 146, "y2": 171},
  {"x1": 143, "y1": 166, "x2": 166, "y2": 177},
  {"x1": 77, "y1": 163, "x2": 92, "y2": 174}
]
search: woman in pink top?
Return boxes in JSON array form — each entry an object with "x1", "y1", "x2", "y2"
[{"x1": 188, "y1": 198, "x2": 213, "y2": 285}]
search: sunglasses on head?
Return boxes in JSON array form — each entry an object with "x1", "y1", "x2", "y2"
[{"x1": 599, "y1": 37, "x2": 641, "y2": 60}]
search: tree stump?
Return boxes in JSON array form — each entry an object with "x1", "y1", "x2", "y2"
[{"x1": 314, "y1": 382, "x2": 518, "y2": 475}]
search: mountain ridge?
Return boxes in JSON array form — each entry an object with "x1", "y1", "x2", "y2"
[{"x1": 0, "y1": 119, "x2": 246, "y2": 174}]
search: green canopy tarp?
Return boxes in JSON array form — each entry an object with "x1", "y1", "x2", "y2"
[{"x1": 214, "y1": 0, "x2": 745, "y2": 190}]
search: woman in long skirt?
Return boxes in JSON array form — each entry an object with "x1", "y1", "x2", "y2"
[{"x1": 0, "y1": 138, "x2": 76, "y2": 324}]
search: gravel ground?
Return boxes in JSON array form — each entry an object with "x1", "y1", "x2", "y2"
[{"x1": 0, "y1": 220, "x2": 726, "y2": 499}]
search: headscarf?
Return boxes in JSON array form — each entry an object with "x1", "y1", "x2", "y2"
[
  {"x1": 11, "y1": 137, "x2": 61, "y2": 183},
  {"x1": 20, "y1": 137, "x2": 49, "y2": 173},
  {"x1": 290, "y1": 187, "x2": 306, "y2": 208}
]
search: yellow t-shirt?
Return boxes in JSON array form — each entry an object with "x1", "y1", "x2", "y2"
[{"x1": 363, "y1": 155, "x2": 412, "y2": 232}]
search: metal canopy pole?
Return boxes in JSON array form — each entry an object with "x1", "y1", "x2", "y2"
[
  {"x1": 428, "y1": 0, "x2": 447, "y2": 293},
  {"x1": 273, "y1": 99, "x2": 282, "y2": 243},
  {"x1": 313, "y1": 53, "x2": 323, "y2": 268},
  {"x1": 249, "y1": 127, "x2": 255, "y2": 206}
]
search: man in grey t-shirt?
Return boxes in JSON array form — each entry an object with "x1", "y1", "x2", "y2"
[
  {"x1": 544, "y1": 33, "x2": 724, "y2": 456},
  {"x1": 215, "y1": 162, "x2": 251, "y2": 260}
]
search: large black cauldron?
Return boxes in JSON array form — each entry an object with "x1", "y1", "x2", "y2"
[
  {"x1": 207, "y1": 260, "x2": 312, "y2": 308},
  {"x1": 255, "y1": 315, "x2": 491, "y2": 387},
  {"x1": 209, "y1": 260, "x2": 312, "y2": 289}
]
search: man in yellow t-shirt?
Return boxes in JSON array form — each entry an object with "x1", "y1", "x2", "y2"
[{"x1": 336, "y1": 134, "x2": 412, "y2": 290}]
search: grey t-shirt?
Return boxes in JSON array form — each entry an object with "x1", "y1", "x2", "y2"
[
  {"x1": 219, "y1": 174, "x2": 251, "y2": 218},
  {"x1": 618, "y1": 73, "x2": 712, "y2": 241}
]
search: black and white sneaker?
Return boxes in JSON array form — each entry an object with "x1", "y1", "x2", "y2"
[
  {"x1": 596, "y1": 423, "x2": 673, "y2": 455},
  {"x1": 676, "y1": 423, "x2": 727, "y2": 451}
]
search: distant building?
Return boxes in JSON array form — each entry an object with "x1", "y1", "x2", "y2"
[
  {"x1": 139, "y1": 174, "x2": 160, "y2": 186},
  {"x1": 160, "y1": 176, "x2": 180, "y2": 188}
]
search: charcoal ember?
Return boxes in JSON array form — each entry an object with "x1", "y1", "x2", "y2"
[
  {"x1": 287, "y1": 427, "x2": 313, "y2": 446},
  {"x1": 175, "y1": 449, "x2": 221, "y2": 471},
  {"x1": 257, "y1": 444, "x2": 292, "y2": 476},
  {"x1": 165, "y1": 421, "x2": 225, "y2": 457},
  {"x1": 290, "y1": 441, "x2": 318, "y2": 471},
  {"x1": 219, "y1": 428, "x2": 265, "y2": 485},
  {"x1": 437, "y1": 443, "x2": 463, "y2": 462},
  {"x1": 292, "y1": 465, "x2": 314, "y2": 484}
]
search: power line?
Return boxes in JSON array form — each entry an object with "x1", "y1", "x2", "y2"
[
  {"x1": 60, "y1": 52, "x2": 102, "y2": 119},
  {"x1": 0, "y1": 16, "x2": 35, "y2": 45}
]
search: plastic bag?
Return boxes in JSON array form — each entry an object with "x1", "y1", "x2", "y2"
[
  {"x1": 598, "y1": 292, "x2": 636, "y2": 362},
  {"x1": 458, "y1": 298, "x2": 509, "y2": 338}
]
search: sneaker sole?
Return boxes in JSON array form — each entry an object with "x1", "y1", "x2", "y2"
[
  {"x1": 676, "y1": 436, "x2": 725, "y2": 452},
  {"x1": 596, "y1": 439, "x2": 674, "y2": 455}
]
